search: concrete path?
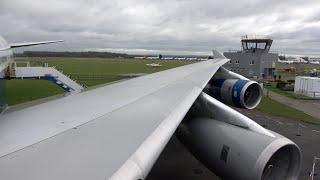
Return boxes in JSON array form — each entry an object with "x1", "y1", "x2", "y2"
[{"x1": 264, "y1": 89, "x2": 320, "y2": 118}]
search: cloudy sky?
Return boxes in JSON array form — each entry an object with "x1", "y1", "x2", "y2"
[{"x1": 1, "y1": 0, "x2": 320, "y2": 55}]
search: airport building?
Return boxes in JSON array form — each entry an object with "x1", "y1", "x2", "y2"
[{"x1": 223, "y1": 36, "x2": 278, "y2": 78}]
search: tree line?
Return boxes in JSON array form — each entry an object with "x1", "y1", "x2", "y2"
[{"x1": 15, "y1": 51, "x2": 134, "y2": 58}]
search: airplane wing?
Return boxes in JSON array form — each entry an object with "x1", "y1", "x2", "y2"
[
  {"x1": 9, "y1": 40, "x2": 64, "y2": 48},
  {"x1": 0, "y1": 57, "x2": 228, "y2": 179}
]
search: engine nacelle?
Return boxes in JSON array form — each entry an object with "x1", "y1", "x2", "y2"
[
  {"x1": 207, "y1": 67, "x2": 263, "y2": 109},
  {"x1": 177, "y1": 118, "x2": 301, "y2": 180},
  {"x1": 209, "y1": 78, "x2": 262, "y2": 109},
  {"x1": 178, "y1": 92, "x2": 302, "y2": 180}
]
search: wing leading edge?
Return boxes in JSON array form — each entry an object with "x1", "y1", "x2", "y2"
[
  {"x1": 0, "y1": 57, "x2": 228, "y2": 180},
  {"x1": 9, "y1": 40, "x2": 64, "y2": 48}
]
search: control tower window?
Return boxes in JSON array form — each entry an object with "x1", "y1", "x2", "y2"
[
  {"x1": 266, "y1": 44, "x2": 271, "y2": 50},
  {"x1": 247, "y1": 42, "x2": 256, "y2": 49},
  {"x1": 257, "y1": 42, "x2": 266, "y2": 49},
  {"x1": 242, "y1": 42, "x2": 247, "y2": 50}
]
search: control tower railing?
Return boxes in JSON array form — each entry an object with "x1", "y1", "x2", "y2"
[{"x1": 241, "y1": 35, "x2": 272, "y2": 40}]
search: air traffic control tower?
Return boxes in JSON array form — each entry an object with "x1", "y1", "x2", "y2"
[{"x1": 223, "y1": 35, "x2": 277, "y2": 78}]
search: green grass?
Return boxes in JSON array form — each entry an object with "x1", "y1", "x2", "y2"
[
  {"x1": 22, "y1": 57, "x2": 195, "y2": 86},
  {"x1": 7, "y1": 57, "x2": 195, "y2": 105},
  {"x1": 257, "y1": 96, "x2": 320, "y2": 124},
  {"x1": 6, "y1": 79, "x2": 64, "y2": 105}
]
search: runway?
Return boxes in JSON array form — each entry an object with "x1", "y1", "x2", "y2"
[{"x1": 147, "y1": 108, "x2": 320, "y2": 179}]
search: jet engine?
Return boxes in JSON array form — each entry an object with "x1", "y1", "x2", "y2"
[
  {"x1": 206, "y1": 67, "x2": 262, "y2": 109},
  {"x1": 177, "y1": 92, "x2": 301, "y2": 180}
]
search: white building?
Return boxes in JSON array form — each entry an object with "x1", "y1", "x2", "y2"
[{"x1": 294, "y1": 76, "x2": 320, "y2": 98}]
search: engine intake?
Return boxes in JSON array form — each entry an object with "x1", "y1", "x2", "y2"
[
  {"x1": 207, "y1": 67, "x2": 262, "y2": 109},
  {"x1": 209, "y1": 79, "x2": 262, "y2": 109}
]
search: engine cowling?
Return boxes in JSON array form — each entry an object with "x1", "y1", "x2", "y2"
[
  {"x1": 177, "y1": 118, "x2": 301, "y2": 180},
  {"x1": 177, "y1": 92, "x2": 302, "y2": 180},
  {"x1": 208, "y1": 78, "x2": 262, "y2": 109},
  {"x1": 207, "y1": 67, "x2": 263, "y2": 109}
]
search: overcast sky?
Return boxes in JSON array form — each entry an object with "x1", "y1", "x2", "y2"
[{"x1": 1, "y1": 0, "x2": 320, "y2": 55}]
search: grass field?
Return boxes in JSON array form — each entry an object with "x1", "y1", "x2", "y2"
[
  {"x1": 22, "y1": 57, "x2": 195, "y2": 86},
  {"x1": 6, "y1": 79, "x2": 64, "y2": 105},
  {"x1": 7, "y1": 57, "x2": 195, "y2": 105},
  {"x1": 257, "y1": 96, "x2": 320, "y2": 124}
]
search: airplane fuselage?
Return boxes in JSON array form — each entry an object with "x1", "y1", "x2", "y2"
[
  {"x1": 0, "y1": 36, "x2": 13, "y2": 112},
  {"x1": 0, "y1": 36, "x2": 13, "y2": 78}
]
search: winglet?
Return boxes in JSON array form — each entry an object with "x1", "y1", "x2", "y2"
[
  {"x1": 212, "y1": 50, "x2": 227, "y2": 59},
  {"x1": 9, "y1": 40, "x2": 64, "y2": 48}
]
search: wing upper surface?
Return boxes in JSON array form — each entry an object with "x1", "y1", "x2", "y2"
[{"x1": 0, "y1": 58, "x2": 228, "y2": 179}]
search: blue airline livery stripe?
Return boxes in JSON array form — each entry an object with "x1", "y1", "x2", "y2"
[
  {"x1": 211, "y1": 79, "x2": 225, "y2": 100},
  {"x1": 231, "y1": 79, "x2": 248, "y2": 107}
]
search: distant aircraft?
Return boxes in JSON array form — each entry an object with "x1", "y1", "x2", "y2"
[
  {"x1": 146, "y1": 62, "x2": 162, "y2": 67},
  {"x1": 134, "y1": 56, "x2": 145, "y2": 59},
  {"x1": 278, "y1": 56, "x2": 309, "y2": 64},
  {"x1": 174, "y1": 57, "x2": 186, "y2": 60},
  {"x1": 0, "y1": 34, "x2": 302, "y2": 180},
  {"x1": 278, "y1": 58, "x2": 294, "y2": 64},
  {"x1": 186, "y1": 57, "x2": 197, "y2": 60},
  {"x1": 146, "y1": 56, "x2": 158, "y2": 60},
  {"x1": 310, "y1": 61, "x2": 320, "y2": 65},
  {"x1": 308, "y1": 57, "x2": 320, "y2": 65}
]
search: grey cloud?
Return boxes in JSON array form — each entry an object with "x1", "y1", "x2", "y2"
[{"x1": 1, "y1": 0, "x2": 320, "y2": 55}]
